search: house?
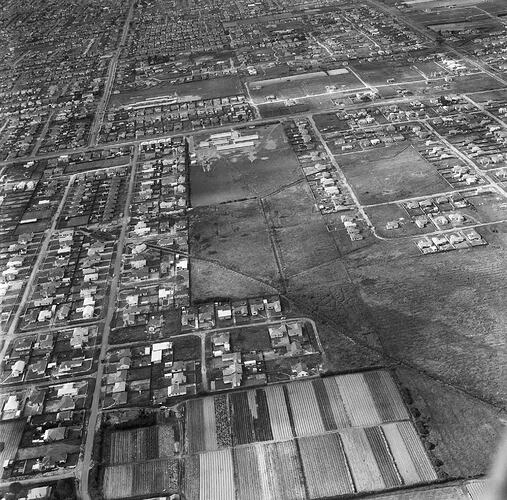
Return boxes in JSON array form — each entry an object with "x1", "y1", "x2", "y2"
[
  {"x1": 212, "y1": 333, "x2": 230, "y2": 357},
  {"x1": 43, "y1": 427, "x2": 67, "y2": 442}
]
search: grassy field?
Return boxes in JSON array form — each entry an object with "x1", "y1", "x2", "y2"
[
  {"x1": 263, "y1": 182, "x2": 340, "y2": 277},
  {"x1": 338, "y1": 144, "x2": 450, "y2": 205},
  {"x1": 190, "y1": 123, "x2": 303, "y2": 206},
  {"x1": 345, "y1": 226, "x2": 507, "y2": 408},
  {"x1": 189, "y1": 199, "x2": 280, "y2": 286},
  {"x1": 352, "y1": 62, "x2": 423, "y2": 86},
  {"x1": 190, "y1": 259, "x2": 278, "y2": 303}
]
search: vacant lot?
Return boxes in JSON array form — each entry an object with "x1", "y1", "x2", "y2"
[
  {"x1": 190, "y1": 259, "x2": 278, "y2": 303},
  {"x1": 263, "y1": 182, "x2": 339, "y2": 277},
  {"x1": 352, "y1": 62, "x2": 422, "y2": 86},
  {"x1": 338, "y1": 144, "x2": 450, "y2": 205},
  {"x1": 190, "y1": 123, "x2": 303, "y2": 206},
  {"x1": 190, "y1": 199, "x2": 279, "y2": 286}
]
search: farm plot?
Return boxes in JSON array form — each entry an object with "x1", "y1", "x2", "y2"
[
  {"x1": 286, "y1": 380, "x2": 325, "y2": 436},
  {"x1": 234, "y1": 445, "x2": 263, "y2": 500},
  {"x1": 103, "y1": 464, "x2": 134, "y2": 499},
  {"x1": 107, "y1": 426, "x2": 159, "y2": 464},
  {"x1": 335, "y1": 373, "x2": 382, "y2": 427},
  {"x1": 339, "y1": 427, "x2": 385, "y2": 492},
  {"x1": 186, "y1": 398, "x2": 218, "y2": 453},
  {"x1": 256, "y1": 441, "x2": 306, "y2": 500},
  {"x1": 199, "y1": 449, "x2": 235, "y2": 500},
  {"x1": 104, "y1": 459, "x2": 180, "y2": 499},
  {"x1": 298, "y1": 433, "x2": 354, "y2": 499},
  {"x1": 0, "y1": 421, "x2": 24, "y2": 467},
  {"x1": 264, "y1": 384, "x2": 293, "y2": 440},
  {"x1": 131, "y1": 459, "x2": 179, "y2": 497},
  {"x1": 382, "y1": 421, "x2": 438, "y2": 484}
]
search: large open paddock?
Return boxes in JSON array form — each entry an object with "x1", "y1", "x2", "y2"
[{"x1": 337, "y1": 144, "x2": 450, "y2": 205}]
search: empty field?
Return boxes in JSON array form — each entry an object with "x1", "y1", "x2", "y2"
[
  {"x1": 107, "y1": 426, "x2": 159, "y2": 464},
  {"x1": 190, "y1": 199, "x2": 279, "y2": 285},
  {"x1": 338, "y1": 144, "x2": 450, "y2": 205}
]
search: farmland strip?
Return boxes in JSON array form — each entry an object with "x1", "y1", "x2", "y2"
[
  {"x1": 230, "y1": 391, "x2": 254, "y2": 445},
  {"x1": 335, "y1": 373, "x2": 382, "y2": 427},
  {"x1": 381, "y1": 422, "x2": 422, "y2": 484},
  {"x1": 258, "y1": 441, "x2": 306, "y2": 500},
  {"x1": 298, "y1": 433, "x2": 354, "y2": 498},
  {"x1": 364, "y1": 426, "x2": 402, "y2": 488},
  {"x1": 265, "y1": 385, "x2": 292, "y2": 440},
  {"x1": 187, "y1": 399, "x2": 205, "y2": 453},
  {"x1": 202, "y1": 396, "x2": 218, "y2": 451},
  {"x1": 234, "y1": 445, "x2": 262, "y2": 500},
  {"x1": 312, "y1": 378, "x2": 337, "y2": 431},
  {"x1": 340, "y1": 427, "x2": 385, "y2": 492},
  {"x1": 322, "y1": 377, "x2": 351, "y2": 428},
  {"x1": 363, "y1": 370, "x2": 410, "y2": 421},
  {"x1": 397, "y1": 421, "x2": 438, "y2": 482},
  {"x1": 286, "y1": 380, "x2": 325, "y2": 436},
  {"x1": 103, "y1": 464, "x2": 134, "y2": 499},
  {"x1": 199, "y1": 449, "x2": 235, "y2": 500},
  {"x1": 466, "y1": 479, "x2": 488, "y2": 499},
  {"x1": 254, "y1": 388, "x2": 273, "y2": 442},
  {"x1": 184, "y1": 455, "x2": 200, "y2": 500}
]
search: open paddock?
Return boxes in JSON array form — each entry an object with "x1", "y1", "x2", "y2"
[{"x1": 337, "y1": 144, "x2": 451, "y2": 205}]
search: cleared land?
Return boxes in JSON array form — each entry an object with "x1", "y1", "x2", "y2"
[{"x1": 337, "y1": 144, "x2": 450, "y2": 205}]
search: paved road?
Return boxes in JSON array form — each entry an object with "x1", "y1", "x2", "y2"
[{"x1": 78, "y1": 145, "x2": 138, "y2": 500}]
